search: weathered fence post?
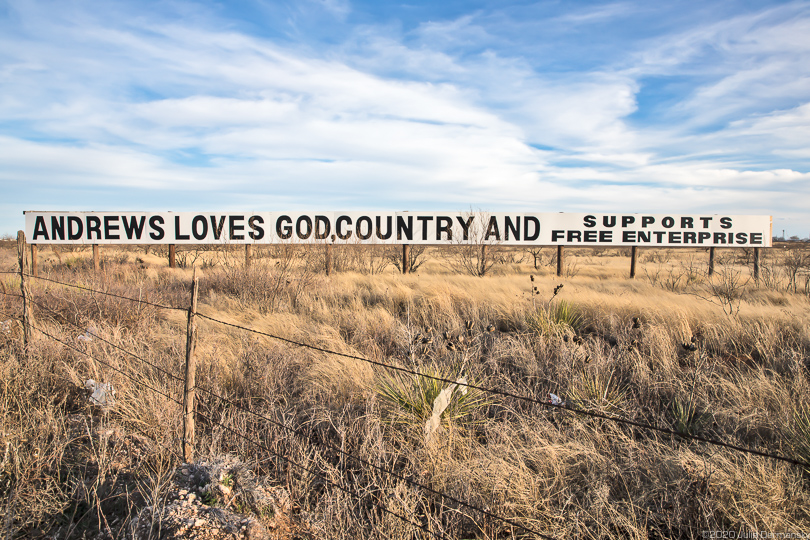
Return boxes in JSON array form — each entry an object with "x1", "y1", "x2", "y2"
[
  {"x1": 16, "y1": 232, "x2": 33, "y2": 350},
  {"x1": 92, "y1": 245, "x2": 100, "y2": 273},
  {"x1": 402, "y1": 244, "x2": 410, "y2": 275},
  {"x1": 753, "y1": 247, "x2": 760, "y2": 282},
  {"x1": 556, "y1": 245, "x2": 564, "y2": 277},
  {"x1": 480, "y1": 244, "x2": 488, "y2": 276},
  {"x1": 30, "y1": 244, "x2": 38, "y2": 277},
  {"x1": 630, "y1": 246, "x2": 637, "y2": 279},
  {"x1": 245, "y1": 244, "x2": 252, "y2": 269},
  {"x1": 168, "y1": 245, "x2": 176, "y2": 269},
  {"x1": 708, "y1": 247, "x2": 715, "y2": 277},
  {"x1": 325, "y1": 243, "x2": 332, "y2": 276},
  {"x1": 182, "y1": 267, "x2": 199, "y2": 463}
]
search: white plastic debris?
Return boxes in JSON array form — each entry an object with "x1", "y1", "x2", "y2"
[
  {"x1": 424, "y1": 376, "x2": 467, "y2": 443},
  {"x1": 85, "y1": 379, "x2": 116, "y2": 408},
  {"x1": 77, "y1": 325, "x2": 98, "y2": 343},
  {"x1": 549, "y1": 393, "x2": 566, "y2": 407},
  {"x1": 1, "y1": 320, "x2": 11, "y2": 334}
]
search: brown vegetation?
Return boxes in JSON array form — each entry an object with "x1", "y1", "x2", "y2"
[{"x1": 1, "y1": 244, "x2": 810, "y2": 538}]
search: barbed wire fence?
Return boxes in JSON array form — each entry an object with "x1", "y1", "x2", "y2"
[{"x1": 2, "y1": 233, "x2": 810, "y2": 538}]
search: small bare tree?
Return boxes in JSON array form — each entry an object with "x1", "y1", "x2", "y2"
[{"x1": 442, "y1": 210, "x2": 502, "y2": 277}]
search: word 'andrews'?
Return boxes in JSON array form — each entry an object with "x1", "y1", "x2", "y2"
[{"x1": 23, "y1": 212, "x2": 773, "y2": 247}]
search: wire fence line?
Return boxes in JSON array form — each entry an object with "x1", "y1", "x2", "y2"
[
  {"x1": 4, "y1": 269, "x2": 810, "y2": 538},
  {"x1": 6, "y1": 273, "x2": 810, "y2": 471}
]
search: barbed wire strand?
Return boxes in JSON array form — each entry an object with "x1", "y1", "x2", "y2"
[
  {"x1": 200, "y1": 413, "x2": 450, "y2": 540},
  {"x1": 7, "y1": 315, "x2": 182, "y2": 407},
  {"x1": 194, "y1": 383, "x2": 553, "y2": 539},
  {"x1": 24, "y1": 273, "x2": 185, "y2": 312},
  {"x1": 23, "y1": 293, "x2": 183, "y2": 383},
  {"x1": 195, "y1": 311, "x2": 810, "y2": 471}
]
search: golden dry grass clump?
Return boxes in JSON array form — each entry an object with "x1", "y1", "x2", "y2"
[{"x1": 1, "y1": 243, "x2": 810, "y2": 538}]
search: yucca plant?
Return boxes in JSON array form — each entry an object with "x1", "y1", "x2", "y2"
[
  {"x1": 671, "y1": 398, "x2": 711, "y2": 436},
  {"x1": 527, "y1": 300, "x2": 583, "y2": 336},
  {"x1": 568, "y1": 370, "x2": 627, "y2": 414},
  {"x1": 376, "y1": 364, "x2": 490, "y2": 431}
]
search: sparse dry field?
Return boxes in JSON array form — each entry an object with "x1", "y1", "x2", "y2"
[{"x1": 1, "y1": 241, "x2": 810, "y2": 539}]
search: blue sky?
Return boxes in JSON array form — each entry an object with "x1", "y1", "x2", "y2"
[{"x1": 2, "y1": 0, "x2": 809, "y2": 237}]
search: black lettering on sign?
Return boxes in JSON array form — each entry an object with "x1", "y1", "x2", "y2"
[
  {"x1": 641, "y1": 216, "x2": 654, "y2": 228},
  {"x1": 584, "y1": 231, "x2": 596, "y2": 242},
  {"x1": 456, "y1": 216, "x2": 473, "y2": 241},
  {"x1": 68, "y1": 216, "x2": 83, "y2": 240},
  {"x1": 623, "y1": 231, "x2": 635, "y2": 242},
  {"x1": 603, "y1": 216, "x2": 616, "y2": 227},
  {"x1": 485, "y1": 216, "x2": 500, "y2": 241},
  {"x1": 87, "y1": 216, "x2": 102, "y2": 240},
  {"x1": 376, "y1": 216, "x2": 392, "y2": 240},
  {"x1": 736, "y1": 232, "x2": 748, "y2": 245},
  {"x1": 211, "y1": 216, "x2": 226, "y2": 239},
  {"x1": 417, "y1": 216, "x2": 433, "y2": 241},
  {"x1": 567, "y1": 230, "x2": 582, "y2": 242},
  {"x1": 294, "y1": 216, "x2": 311, "y2": 240},
  {"x1": 681, "y1": 217, "x2": 693, "y2": 228},
  {"x1": 336, "y1": 215, "x2": 352, "y2": 240},
  {"x1": 52, "y1": 216, "x2": 65, "y2": 240},
  {"x1": 653, "y1": 231, "x2": 665, "y2": 243},
  {"x1": 277, "y1": 216, "x2": 292, "y2": 239},
  {"x1": 505, "y1": 216, "x2": 519, "y2": 241},
  {"x1": 720, "y1": 217, "x2": 732, "y2": 229},
  {"x1": 33, "y1": 216, "x2": 49, "y2": 240},
  {"x1": 700, "y1": 217, "x2": 712, "y2": 228},
  {"x1": 397, "y1": 215, "x2": 413, "y2": 241},
  {"x1": 684, "y1": 232, "x2": 696, "y2": 243},
  {"x1": 357, "y1": 216, "x2": 373, "y2": 240},
  {"x1": 192, "y1": 215, "x2": 208, "y2": 240},
  {"x1": 751, "y1": 233, "x2": 762, "y2": 245},
  {"x1": 248, "y1": 216, "x2": 264, "y2": 240},
  {"x1": 599, "y1": 231, "x2": 612, "y2": 243},
  {"x1": 622, "y1": 216, "x2": 635, "y2": 227},
  {"x1": 668, "y1": 232, "x2": 681, "y2": 244},
  {"x1": 314, "y1": 216, "x2": 330, "y2": 240},
  {"x1": 104, "y1": 216, "x2": 120, "y2": 240},
  {"x1": 637, "y1": 231, "x2": 650, "y2": 243},
  {"x1": 551, "y1": 230, "x2": 564, "y2": 242},
  {"x1": 175, "y1": 216, "x2": 190, "y2": 240},
  {"x1": 123, "y1": 216, "x2": 145, "y2": 240},
  {"x1": 436, "y1": 216, "x2": 453, "y2": 241},
  {"x1": 713, "y1": 232, "x2": 727, "y2": 244},
  {"x1": 524, "y1": 217, "x2": 540, "y2": 241},
  {"x1": 583, "y1": 215, "x2": 596, "y2": 228},
  {"x1": 698, "y1": 232, "x2": 710, "y2": 244},
  {"x1": 230, "y1": 216, "x2": 245, "y2": 240},
  {"x1": 149, "y1": 216, "x2": 165, "y2": 240},
  {"x1": 661, "y1": 217, "x2": 674, "y2": 229}
]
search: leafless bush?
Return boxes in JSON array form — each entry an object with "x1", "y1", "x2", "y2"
[
  {"x1": 385, "y1": 244, "x2": 427, "y2": 273},
  {"x1": 441, "y1": 211, "x2": 503, "y2": 277}
]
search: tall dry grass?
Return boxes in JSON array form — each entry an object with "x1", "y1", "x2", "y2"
[{"x1": 1, "y1": 244, "x2": 809, "y2": 538}]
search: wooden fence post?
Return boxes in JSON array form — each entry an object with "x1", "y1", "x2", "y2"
[
  {"x1": 753, "y1": 247, "x2": 760, "y2": 282},
  {"x1": 245, "y1": 244, "x2": 252, "y2": 269},
  {"x1": 169, "y1": 245, "x2": 176, "y2": 268},
  {"x1": 708, "y1": 247, "x2": 715, "y2": 277},
  {"x1": 630, "y1": 246, "x2": 637, "y2": 279},
  {"x1": 182, "y1": 267, "x2": 199, "y2": 463},
  {"x1": 402, "y1": 244, "x2": 410, "y2": 275},
  {"x1": 93, "y1": 245, "x2": 100, "y2": 273},
  {"x1": 556, "y1": 245, "x2": 564, "y2": 277},
  {"x1": 325, "y1": 244, "x2": 332, "y2": 276},
  {"x1": 31, "y1": 244, "x2": 38, "y2": 277},
  {"x1": 17, "y1": 232, "x2": 33, "y2": 350}
]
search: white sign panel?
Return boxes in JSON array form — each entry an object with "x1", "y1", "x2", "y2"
[{"x1": 24, "y1": 211, "x2": 773, "y2": 247}]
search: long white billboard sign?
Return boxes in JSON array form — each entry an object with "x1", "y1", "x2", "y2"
[{"x1": 24, "y1": 211, "x2": 773, "y2": 247}]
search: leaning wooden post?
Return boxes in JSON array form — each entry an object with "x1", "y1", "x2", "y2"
[
  {"x1": 325, "y1": 244, "x2": 333, "y2": 276},
  {"x1": 92, "y1": 245, "x2": 100, "y2": 273},
  {"x1": 168, "y1": 245, "x2": 176, "y2": 268},
  {"x1": 708, "y1": 247, "x2": 716, "y2": 277},
  {"x1": 402, "y1": 244, "x2": 410, "y2": 275},
  {"x1": 30, "y1": 244, "x2": 38, "y2": 277},
  {"x1": 182, "y1": 267, "x2": 199, "y2": 463},
  {"x1": 629, "y1": 246, "x2": 637, "y2": 279},
  {"x1": 17, "y1": 232, "x2": 33, "y2": 350},
  {"x1": 753, "y1": 247, "x2": 760, "y2": 282},
  {"x1": 556, "y1": 245, "x2": 564, "y2": 277},
  {"x1": 245, "y1": 244, "x2": 252, "y2": 269}
]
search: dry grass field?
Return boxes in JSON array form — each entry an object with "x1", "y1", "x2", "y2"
[{"x1": 1, "y1": 241, "x2": 810, "y2": 539}]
